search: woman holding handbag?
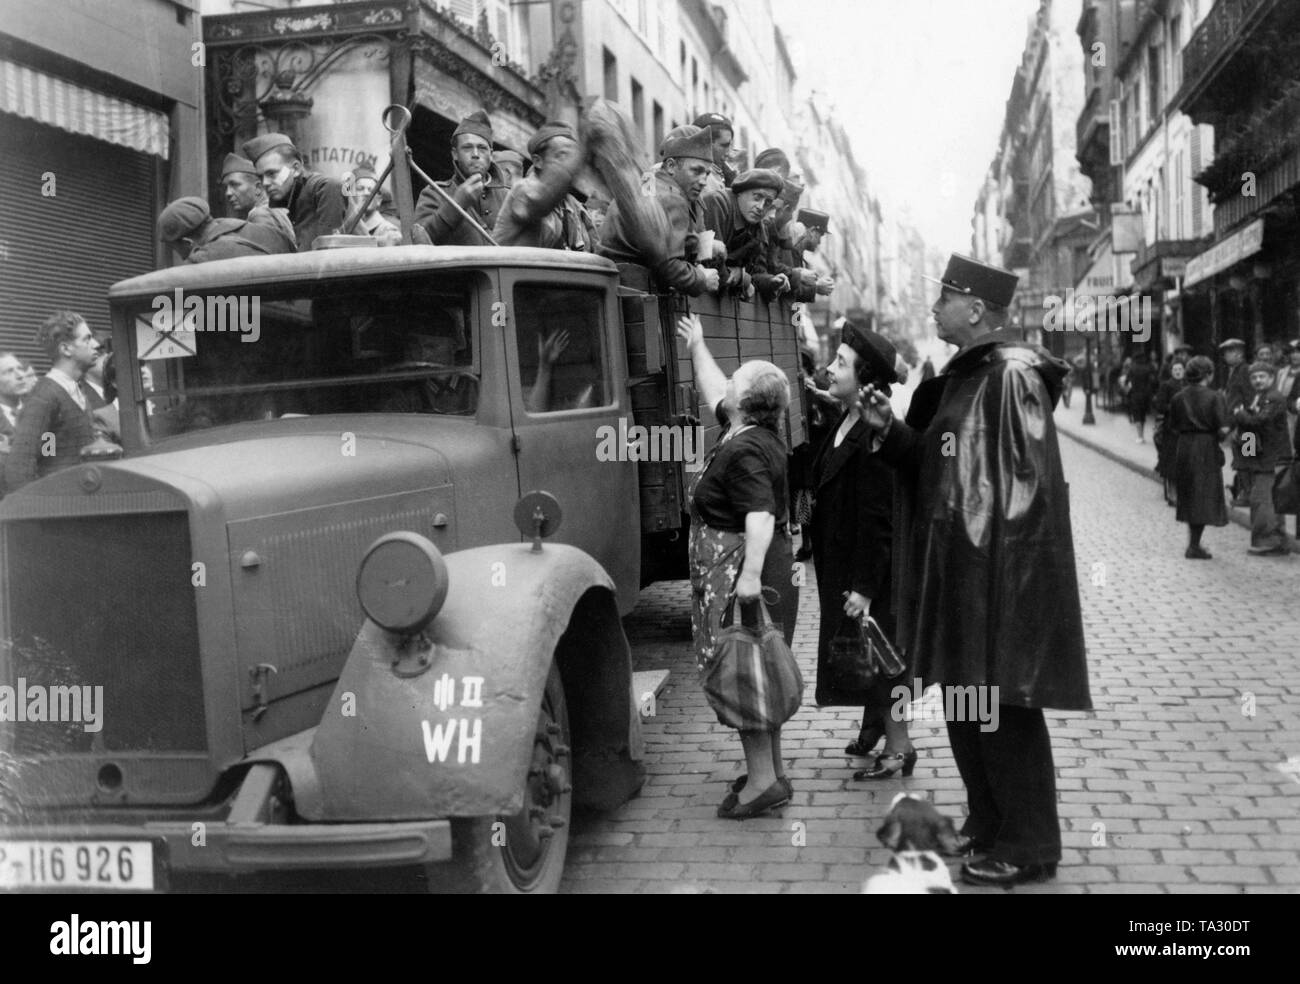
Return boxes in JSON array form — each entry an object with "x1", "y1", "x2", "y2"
[
  {"x1": 677, "y1": 313, "x2": 801, "y2": 819},
  {"x1": 808, "y1": 323, "x2": 917, "y2": 779}
]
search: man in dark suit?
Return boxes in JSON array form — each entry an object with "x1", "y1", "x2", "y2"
[
  {"x1": 0, "y1": 350, "x2": 27, "y2": 485},
  {"x1": 1234, "y1": 361, "x2": 1294, "y2": 555},
  {"x1": 4, "y1": 312, "x2": 100, "y2": 492}
]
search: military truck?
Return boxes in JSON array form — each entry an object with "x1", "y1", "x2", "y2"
[{"x1": 0, "y1": 244, "x2": 808, "y2": 893}]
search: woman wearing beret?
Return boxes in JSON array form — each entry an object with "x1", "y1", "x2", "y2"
[
  {"x1": 1169, "y1": 355, "x2": 1231, "y2": 559},
  {"x1": 808, "y1": 323, "x2": 916, "y2": 779},
  {"x1": 677, "y1": 313, "x2": 800, "y2": 819}
]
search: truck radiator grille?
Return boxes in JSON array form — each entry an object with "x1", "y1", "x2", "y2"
[{"x1": 1, "y1": 513, "x2": 206, "y2": 754}]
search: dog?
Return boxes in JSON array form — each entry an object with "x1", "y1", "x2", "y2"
[{"x1": 862, "y1": 792, "x2": 961, "y2": 894}]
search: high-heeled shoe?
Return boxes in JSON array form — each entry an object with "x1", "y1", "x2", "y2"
[
  {"x1": 845, "y1": 722, "x2": 885, "y2": 757},
  {"x1": 852, "y1": 748, "x2": 918, "y2": 780}
]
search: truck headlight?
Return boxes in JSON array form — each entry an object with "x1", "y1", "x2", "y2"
[{"x1": 356, "y1": 532, "x2": 449, "y2": 634}]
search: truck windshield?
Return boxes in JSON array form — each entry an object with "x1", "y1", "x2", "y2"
[{"x1": 124, "y1": 277, "x2": 477, "y2": 440}]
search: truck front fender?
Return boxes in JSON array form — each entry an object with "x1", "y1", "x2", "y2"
[{"x1": 304, "y1": 543, "x2": 645, "y2": 820}]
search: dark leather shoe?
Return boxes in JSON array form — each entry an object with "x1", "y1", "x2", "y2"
[
  {"x1": 845, "y1": 722, "x2": 885, "y2": 757},
  {"x1": 942, "y1": 834, "x2": 993, "y2": 858},
  {"x1": 717, "y1": 780, "x2": 791, "y2": 819},
  {"x1": 960, "y1": 858, "x2": 1057, "y2": 886},
  {"x1": 722, "y1": 774, "x2": 792, "y2": 811},
  {"x1": 1184, "y1": 546, "x2": 1212, "y2": 560}
]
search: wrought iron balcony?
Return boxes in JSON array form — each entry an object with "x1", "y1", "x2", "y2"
[{"x1": 1179, "y1": 0, "x2": 1283, "y2": 117}]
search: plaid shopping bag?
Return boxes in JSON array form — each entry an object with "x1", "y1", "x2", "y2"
[{"x1": 703, "y1": 587, "x2": 804, "y2": 731}]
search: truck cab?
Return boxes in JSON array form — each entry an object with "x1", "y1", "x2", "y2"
[{"x1": 0, "y1": 243, "x2": 807, "y2": 893}]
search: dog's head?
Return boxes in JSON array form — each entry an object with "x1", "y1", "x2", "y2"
[{"x1": 876, "y1": 792, "x2": 961, "y2": 854}]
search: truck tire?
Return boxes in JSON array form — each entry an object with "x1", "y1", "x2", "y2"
[{"x1": 429, "y1": 661, "x2": 572, "y2": 893}]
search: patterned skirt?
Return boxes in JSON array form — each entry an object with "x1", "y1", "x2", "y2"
[{"x1": 688, "y1": 519, "x2": 798, "y2": 674}]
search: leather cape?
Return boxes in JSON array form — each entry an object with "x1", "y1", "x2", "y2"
[{"x1": 879, "y1": 330, "x2": 1092, "y2": 711}]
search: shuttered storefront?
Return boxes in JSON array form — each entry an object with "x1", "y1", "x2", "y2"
[{"x1": 0, "y1": 114, "x2": 159, "y2": 370}]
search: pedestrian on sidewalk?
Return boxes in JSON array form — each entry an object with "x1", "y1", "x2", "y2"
[
  {"x1": 1126, "y1": 351, "x2": 1156, "y2": 444},
  {"x1": 805, "y1": 323, "x2": 914, "y2": 775},
  {"x1": 1232, "y1": 361, "x2": 1294, "y2": 557},
  {"x1": 676, "y1": 313, "x2": 800, "y2": 820},
  {"x1": 1169, "y1": 355, "x2": 1231, "y2": 559},
  {"x1": 1153, "y1": 356, "x2": 1189, "y2": 506},
  {"x1": 858, "y1": 254, "x2": 1090, "y2": 887}
]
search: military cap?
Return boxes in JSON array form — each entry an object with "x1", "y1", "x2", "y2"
[
  {"x1": 660, "y1": 124, "x2": 713, "y2": 163},
  {"x1": 754, "y1": 148, "x2": 790, "y2": 172},
  {"x1": 731, "y1": 168, "x2": 785, "y2": 195},
  {"x1": 452, "y1": 110, "x2": 493, "y2": 143},
  {"x1": 842, "y1": 321, "x2": 898, "y2": 393},
  {"x1": 242, "y1": 132, "x2": 297, "y2": 165},
  {"x1": 692, "y1": 112, "x2": 733, "y2": 133},
  {"x1": 350, "y1": 164, "x2": 378, "y2": 182},
  {"x1": 778, "y1": 179, "x2": 804, "y2": 205},
  {"x1": 220, "y1": 153, "x2": 257, "y2": 179},
  {"x1": 1217, "y1": 337, "x2": 1246, "y2": 350},
  {"x1": 923, "y1": 253, "x2": 1018, "y2": 308},
  {"x1": 797, "y1": 208, "x2": 829, "y2": 234},
  {"x1": 157, "y1": 196, "x2": 211, "y2": 243},
  {"x1": 1247, "y1": 360, "x2": 1277, "y2": 376},
  {"x1": 527, "y1": 120, "x2": 576, "y2": 157}
]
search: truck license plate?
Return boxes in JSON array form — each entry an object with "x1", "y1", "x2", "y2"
[{"x1": 0, "y1": 841, "x2": 154, "y2": 890}]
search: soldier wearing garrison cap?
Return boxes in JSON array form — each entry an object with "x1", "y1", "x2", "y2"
[
  {"x1": 700, "y1": 168, "x2": 790, "y2": 300},
  {"x1": 693, "y1": 111, "x2": 736, "y2": 193},
  {"x1": 414, "y1": 110, "x2": 510, "y2": 246},
  {"x1": 242, "y1": 132, "x2": 345, "y2": 250},
  {"x1": 493, "y1": 120, "x2": 594, "y2": 251},
  {"x1": 219, "y1": 153, "x2": 297, "y2": 249},
  {"x1": 598, "y1": 124, "x2": 720, "y2": 295},
  {"x1": 858, "y1": 252, "x2": 1090, "y2": 889}
]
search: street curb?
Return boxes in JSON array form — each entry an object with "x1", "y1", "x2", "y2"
[{"x1": 1057, "y1": 423, "x2": 1300, "y2": 554}]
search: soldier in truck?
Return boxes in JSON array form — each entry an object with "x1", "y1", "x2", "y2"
[
  {"x1": 597, "y1": 125, "x2": 722, "y2": 297},
  {"x1": 493, "y1": 121, "x2": 596, "y2": 252}
]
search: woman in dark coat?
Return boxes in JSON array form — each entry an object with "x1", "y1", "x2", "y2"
[
  {"x1": 1126, "y1": 350, "x2": 1156, "y2": 443},
  {"x1": 809, "y1": 324, "x2": 916, "y2": 779},
  {"x1": 1169, "y1": 355, "x2": 1231, "y2": 558},
  {"x1": 1153, "y1": 356, "x2": 1188, "y2": 506}
]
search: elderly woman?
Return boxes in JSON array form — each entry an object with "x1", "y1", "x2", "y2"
[
  {"x1": 1169, "y1": 355, "x2": 1231, "y2": 559},
  {"x1": 677, "y1": 312, "x2": 799, "y2": 819},
  {"x1": 807, "y1": 323, "x2": 916, "y2": 779}
]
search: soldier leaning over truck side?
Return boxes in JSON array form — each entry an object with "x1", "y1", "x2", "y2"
[
  {"x1": 493, "y1": 121, "x2": 596, "y2": 252},
  {"x1": 597, "y1": 125, "x2": 722, "y2": 297},
  {"x1": 415, "y1": 111, "x2": 510, "y2": 246},
  {"x1": 700, "y1": 168, "x2": 791, "y2": 302},
  {"x1": 157, "y1": 196, "x2": 295, "y2": 264}
]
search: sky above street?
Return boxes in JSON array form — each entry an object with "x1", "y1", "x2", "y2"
[{"x1": 775, "y1": 0, "x2": 1050, "y2": 254}]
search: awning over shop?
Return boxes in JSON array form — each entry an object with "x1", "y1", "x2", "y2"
[
  {"x1": 0, "y1": 58, "x2": 170, "y2": 159},
  {"x1": 1183, "y1": 218, "x2": 1264, "y2": 288}
]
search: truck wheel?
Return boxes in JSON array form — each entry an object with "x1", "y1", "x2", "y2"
[{"x1": 431, "y1": 661, "x2": 572, "y2": 893}]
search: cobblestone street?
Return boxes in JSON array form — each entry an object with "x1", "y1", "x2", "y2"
[{"x1": 560, "y1": 420, "x2": 1300, "y2": 894}]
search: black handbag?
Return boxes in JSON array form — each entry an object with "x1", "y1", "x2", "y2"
[{"x1": 826, "y1": 612, "x2": 905, "y2": 693}]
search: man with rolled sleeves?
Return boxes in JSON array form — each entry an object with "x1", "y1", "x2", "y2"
[
  {"x1": 493, "y1": 121, "x2": 594, "y2": 251},
  {"x1": 220, "y1": 152, "x2": 297, "y2": 248},
  {"x1": 157, "y1": 196, "x2": 295, "y2": 263},
  {"x1": 598, "y1": 125, "x2": 720, "y2": 296},
  {"x1": 415, "y1": 110, "x2": 509, "y2": 246},
  {"x1": 857, "y1": 254, "x2": 1091, "y2": 887},
  {"x1": 243, "y1": 132, "x2": 345, "y2": 250}
]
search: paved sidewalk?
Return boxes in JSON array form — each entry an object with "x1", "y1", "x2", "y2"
[{"x1": 559, "y1": 435, "x2": 1300, "y2": 894}]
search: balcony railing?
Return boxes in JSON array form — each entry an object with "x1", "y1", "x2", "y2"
[
  {"x1": 1182, "y1": 0, "x2": 1278, "y2": 98},
  {"x1": 1076, "y1": 84, "x2": 1108, "y2": 161}
]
